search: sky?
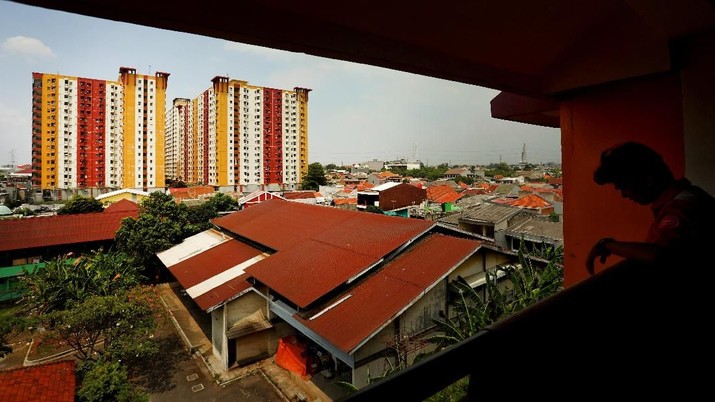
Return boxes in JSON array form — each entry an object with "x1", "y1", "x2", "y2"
[{"x1": 0, "y1": 1, "x2": 561, "y2": 168}]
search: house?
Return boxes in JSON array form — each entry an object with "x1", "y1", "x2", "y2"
[
  {"x1": 356, "y1": 182, "x2": 426, "y2": 217},
  {"x1": 366, "y1": 171, "x2": 401, "y2": 186},
  {"x1": 0, "y1": 360, "x2": 75, "y2": 401},
  {"x1": 168, "y1": 185, "x2": 216, "y2": 202},
  {"x1": 0, "y1": 199, "x2": 138, "y2": 301},
  {"x1": 443, "y1": 167, "x2": 471, "y2": 179},
  {"x1": 157, "y1": 199, "x2": 517, "y2": 387},
  {"x1": 425, "y1": 184, "x2": 463, "y2": 213},
  {"x1": 282, "y1": 191, "x2": 325, "y2": 205},
  {"x1": 95, "y1": 188, "x2": 150, "y2": 205},
  {"x1": 439, "y1": 203, "x2": 522, "y2": 249},
  {"x1": 492, "y1": 193, "x2": 554, "y2": 215},
  {"x1": 504, "y1": 214, "x2": 563, "y2": 252},
  {"x1": 237, "y1": 190, "x2": 285, "y2": 209}
]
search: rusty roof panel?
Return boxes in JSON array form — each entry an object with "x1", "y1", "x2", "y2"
[
  {"x1": 246, "y1": 239, "x2": 378, "y2": 308},
  {"x1": 0, "y1": 210, "x2": 137, "y2": 252},
  {"x1": 193, "y1": 273, "x2": 252, "y2": 311},
  {"x1": 168, "y1": 239, "x2": 263, "y2": 289},
  {"x1": 298, "y1": 234, "x2": 480, "y2": 353},
  {"x1": 213, "y1": 199, "x2": 432, "y2": 253}
]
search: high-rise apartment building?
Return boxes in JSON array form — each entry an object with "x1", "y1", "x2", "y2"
[
  {"x1": 31, "y1": 68, "x2": 169, "y2": 191},
  {"x1": 165, "y1": 77, "x2": 310, "y2": 191}
]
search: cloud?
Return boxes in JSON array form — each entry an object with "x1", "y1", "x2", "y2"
[{"x1": 1, "y1": 36, "x2": 55, "y2": 62}]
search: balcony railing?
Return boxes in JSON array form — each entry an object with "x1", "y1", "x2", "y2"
[{"x1": 342, "y1": 258, "x2": 706, "y2": 401}]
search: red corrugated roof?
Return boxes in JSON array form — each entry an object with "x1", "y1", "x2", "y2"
[
  {"x1": 168, "y1": 240, "x2": 261, "y2": 290},
  {"x1": 0, "y1": 209, "x2": 137, "y2": 252},
  {"x1": 0, "y1": 360, "x2": 75, "y2": 402},
  {"x1": 103, "y1": 198, "x2": 139, "y2": 213},
  {"x1": 333, "y1": 198, "x2": 357, "y2": 205},
  {"x1": 298, "y1": 234, "x2": 480, "y2": 353},
  {"x1": 194, "y1": 273, "x2": 252, "y2": 312},
  {"x1": 282, "y1": 191, "x2": 317, "y2": 200},
  {"x1": 214, "y1": 199, "x2": 434, "y2": 307}
]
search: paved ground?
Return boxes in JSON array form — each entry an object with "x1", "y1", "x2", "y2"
[{"x1": 156, "y1": 283, "x2": 349, "y2": 402}]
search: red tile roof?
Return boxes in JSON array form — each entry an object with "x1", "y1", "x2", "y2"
[
  {"x1": 426, "y1": 185, "x2": 463, "y2": 204},
  {"x1": 298, "y1": 234, "x2": 480, "y2": 353},
  {"x1": 332, "y1": 198, "x2": 357, "y2": 205},
  {"x1": 213, "y1": 199, "x2": 434, "y2": 307},
  {"x1": 169, "y1": 185, "x2": 215, "y2": 200},
  {"x1": 0, "y1": 208, "x2": 138, "y2": 253},
  {"x1": 510, "y1": 194, "x2": 552, "y2": 209},
  {"x1": 0, "y1": 360, "x2": 76, "y2": 402}
]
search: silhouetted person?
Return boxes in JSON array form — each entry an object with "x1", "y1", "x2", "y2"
[{"x1": 586, "y1": 141, "x2": 715, "y2": 274}]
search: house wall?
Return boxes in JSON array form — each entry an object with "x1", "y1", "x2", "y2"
[
  {"x1": 400, "y1": 282, "x2": 447, "y2": 336},
  {"x1": 379, "y1": 184, "x2": 426, "y2": 211},
  {"x1": 561, "y1": 73, "x2": 684, "y2": 286},
  {"x1": 211, "y1": 307, "x2": 227, "y2": 369},
  {"x1": 225, "y1": 291, "x2": 266, "y2": 326},
  {"x1": 354, "y1": 324, "x2": 395, "y2": 363},
  {"x1": 353, "y1": 355, "x2": 397, "y2": 389}
]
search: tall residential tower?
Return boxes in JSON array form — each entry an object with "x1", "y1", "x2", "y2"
[
  {"x1": 165, "y1": 77, "x2": 310, "y2": 191},
  {"x1": 31, "y1": 68, "x2": 169, "y2": 191}
]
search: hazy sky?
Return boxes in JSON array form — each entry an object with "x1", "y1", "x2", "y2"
[{"x1": 0, "y1": 1, "x2": 561, "y2": 167}]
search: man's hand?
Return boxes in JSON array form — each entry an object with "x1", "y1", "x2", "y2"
[{"x1": 586, "y1": 237, "x2": 614, "y2": 275}]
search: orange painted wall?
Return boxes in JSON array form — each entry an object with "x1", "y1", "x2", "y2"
[{"x1": 561, "y1": 73, "x2": 684, "y2": 286}]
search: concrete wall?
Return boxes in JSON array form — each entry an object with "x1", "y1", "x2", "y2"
[
  {"x1": 211, "y1": 307, "x2": 227, "y2": 369},
  {"x1": 225, "y1": 291, "x2": 266, "y2": 326}
]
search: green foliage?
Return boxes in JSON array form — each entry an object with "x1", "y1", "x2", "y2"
[
  {"x1": 205, "y1": 192, "x2": 238, "y2": 212},
  {"x1": 398, "y1": 165, "x2": 448, "y2": 181},
  {"x1": 365, "y1": 205, "x2": 384, "y2": 214},
  {"x1": 484, "y1": 162, "x2": 517, "y2": 178},
  {"x1": 0, "y1": 315, "x2": 28, "y2": 357},
  {"x1": 13, "y1": 207, "x2": 35, "y2": 216},
  {"x1": 324, "y1": 163, "x2": 339, "y2": 171},
  {"x1": 57, "y1": 196, "x2": 104, "y2": 215},
  {"x1": 453, "y1": 175, "x2": 474, "y2": 185},
  {"x1": 45, "y1": 287, "x2": 161, "y2": 362},
  {"x1": 21, "y1": 250, "x2": 143, "y2": 314},
  {"x1": 301, "y1": 162, "x2": 327, "y2": 190},
  {"x1": 77, "y1": 359, "x2": 149, "y2": 402}
]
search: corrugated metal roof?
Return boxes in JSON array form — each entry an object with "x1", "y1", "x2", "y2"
[
  {"x1": 297, "y1": 234, "x2": 481, "y2": 354},
  {"x1": 160, "y1": 233, "x2": 264, "y2": 311},
  {"x1": 372, "y1": 182, "x2": 400, "y2": 191},
  {"x1": 510, "y1": 194, "x2": 552, "y2": 209},
  {"x1": 214, "y1": 199, "x2": 434, "y2": 308},
  {"x1": 0, "y1": 209, "x2": 137, "y2": 252},
  {"x1": 460, "y1": 203, "x2": 520, "y2": 224},
  {"x1": 103, "y1": 199, "x2": 139, "y2": 213}
]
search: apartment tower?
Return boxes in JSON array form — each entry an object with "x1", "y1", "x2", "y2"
[
  {"x1": 31, "y1": 73, "x2": 123, "y2": 190},
  {"x1": 165, "y1": 78, "x2": 310, "y2": 191},
  {"x1": 31, "y1": 68, "x2": 169, "y2": 191}
]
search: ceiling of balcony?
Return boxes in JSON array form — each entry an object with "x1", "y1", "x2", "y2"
[{"x1": 11, "y1": 0, "x2": 715, "y2": 96}]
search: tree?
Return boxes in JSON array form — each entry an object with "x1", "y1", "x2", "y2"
[
  {"x1": 453, "y1": 175, "x2": 474, "y2": 185},
  {"x1": 301, "y1": 162, "x2": 327, "y2": 191},
  {"x1": 365, "y1": 205, "x2": 384, "y2": 214},
  {"x1": 21, "y1": 250, "x2": 143, "y2": 314},
  {"x1": 45, "y1": 287, "x2": 161, "y2": 363},
  {"x1": 205, "y1": 192, "x2": 238, "y2": 212},
  {"x1": 325, "y1": 163, "x2": 339, "y2": 171},
  {"x1": 77, "y1": 359, "x2": 149, "y2": 402},
  {"x1": 57, "y1": 196, "x2": 104, "y2": 215},
  {"x1": 484, "y1": 162, "x2": 517, "y2": 178}
]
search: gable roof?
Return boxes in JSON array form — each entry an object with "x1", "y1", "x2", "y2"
[
  {"x1": 297, "y1": 233, "x2": 481, "y2": 354},
  {"x1": 0, "y1": 360, "x2": 75, "y2": 402},
  {"x1": 426, "y1": 185, "x2": 464, "y2": 204},
  {"x1": 95, "y1": 188, "x2": 149, "y2": 200},
  {"x1": 444, "y1": 167, "x2": 470, "y2": 176},
  {"x1": 509, "y1": 193, "x2": 552, "y2": 209},
  {"x1": 212, "y1": 199, "x2": 434, "y2": 308},
  {"x1": 282, "y1": 191, "x2": 319, "y2": 200},
  {"x1": 103, "y1": 198, "x2": 139, "y2": 213},
  {"x1": 0, "y1": 207, "x2": 138, "y2": 253}
]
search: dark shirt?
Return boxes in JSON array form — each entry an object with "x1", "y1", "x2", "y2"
[{"x1": 646, "y1": 178, "x2": 715, "y2": 252}]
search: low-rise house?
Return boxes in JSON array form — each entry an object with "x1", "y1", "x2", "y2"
[
  {"x1": 237, "y1": 190, "x2": 285, "y2": 209},
  {"x1": 0, "y1": 199, "x2": 138, "y2": 301},
  {"x1": 494, "y1": 193, "x2": 554, "y2": 215},
  {"x1": 504, "y1": 214, "x2": 564, "y2": 252},
  {"x1": 95, "y1": 188, "x2": 150, "y2": 205},
  {"x1": 443, "y1": 167, "x2": 472, "y2": 179},
  {"x1": 439, "y1": 203, "x2": 522, "y2": 249},
  {"x1": 426, "y1": 184, "x2": 463, "y2": 213},
  {"x1": 282, "y1": 191, "x2": 325, "y2": 205},
  {"x1": 157, "y1": 199, "x2": 516, "y2": 388},
  {"x1": 357, "y1": 182, "x2": 426, "y2": 217}
]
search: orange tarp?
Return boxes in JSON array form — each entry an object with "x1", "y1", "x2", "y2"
[{"x1": 275, "y1": 336, "x2": 308, "y2": 378}]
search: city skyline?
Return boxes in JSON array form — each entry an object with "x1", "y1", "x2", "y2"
[{"x1": 0, "y1": 1, "x2": 561, "y2": 168}]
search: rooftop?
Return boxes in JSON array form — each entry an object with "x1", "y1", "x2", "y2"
[{"x1": 0, "y1": 360, "x2": 76, "y2": 402}]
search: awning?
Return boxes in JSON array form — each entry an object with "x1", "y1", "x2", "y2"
[{"x1": 226, "y1": 309, "x2": 272, "y2": 339}]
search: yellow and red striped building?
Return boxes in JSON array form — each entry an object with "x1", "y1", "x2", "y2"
[
  {"x1": 165, "y1": 77, "x2": 310, "y2": 191},
  {"x1": 31, "y1": 68, "x2": 169, "y2": 191}
]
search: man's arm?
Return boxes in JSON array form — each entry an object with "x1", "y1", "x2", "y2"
[{"x1": 586, "y1": 238, "x2": 665, "y2": 275}]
